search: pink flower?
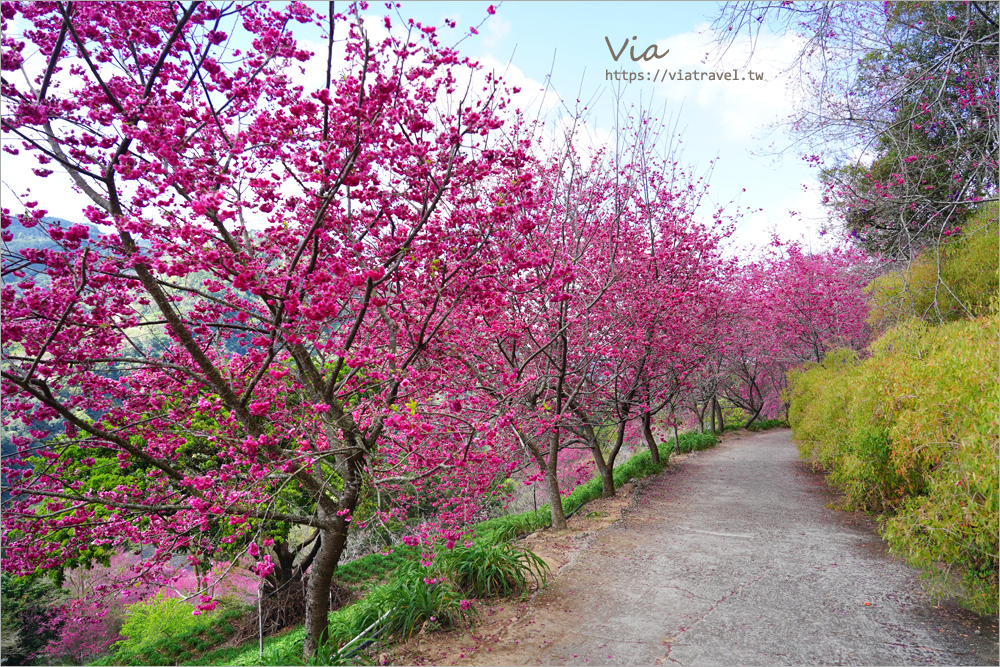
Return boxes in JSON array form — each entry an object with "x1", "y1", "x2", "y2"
[
  {"x1": 196, "y1": 596, "x2": 218, "y2": 614},
  {"x1": 248, "y1": 401, "x2": 270, "y2": 416},
  {"x1": 252, "y1": 554, "x2": 275, "y2": 578}
]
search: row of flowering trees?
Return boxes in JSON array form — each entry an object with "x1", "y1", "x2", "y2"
[{"x1": 1, "y1": 1, "x2": 871, "y2": 659}]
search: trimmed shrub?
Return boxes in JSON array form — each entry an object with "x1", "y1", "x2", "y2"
[
  {"x1": 747, "y1": 418, "x2": 789, "y2": 432},
  {"x1": 789, "y1": 313, "x2": 999, "y2": 614},
  {"x1": 867, "y1": 202, "x2": 999, "y2": 330}
]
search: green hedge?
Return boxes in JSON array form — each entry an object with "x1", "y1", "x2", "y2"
[
  {"x1": 107, "y1": 601, "x2": 246, "y2": 666},
  {"x1": 747, "y1": 418, "x2": 789, "y2": 432},
  {"x1": 789, "y1": 314, "x2": 998, "y2": 614},
  {"x1": 866, "y1": 202, "x2": 998, "y2": 329}
]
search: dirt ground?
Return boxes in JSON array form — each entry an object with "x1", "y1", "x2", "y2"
[
  {"x1": 388, "y1": 431, "x2": 998, "y2": 666},
  {"x1": 386, "y1": 447, "x2": 713, "y2": 666}
]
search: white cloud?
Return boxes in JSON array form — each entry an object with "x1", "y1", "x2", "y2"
[
  {"x1": 637, "y1": 23, "x2": 806, "y2": 143},
  {"x1": 482, "y1": 16, "x2": 511, "y2": 49},
  {"x1": 724, "y1": 176, "x2": 841, "y2": 254},
  {"x1": 476, "y1": 55, "x2": 561, "y2": 116}
]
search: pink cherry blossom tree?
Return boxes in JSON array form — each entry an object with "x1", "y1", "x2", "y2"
[
  {"x1": 573, "y1": 154, "x2": 732, "y2": 490},
  {"x1": 719, "y1": 242, "x2": 872, "y2": 425},
  {"x1": 2, "y1": 2, "x2": 532, "y2": 655},
  {"x1": 455, "y1": 129, "x2": 625, "y2": 530}
]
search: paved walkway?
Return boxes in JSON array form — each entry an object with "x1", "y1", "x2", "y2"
[{"x1": 473, "y1": 430, "x2": 997, "y2": 666}]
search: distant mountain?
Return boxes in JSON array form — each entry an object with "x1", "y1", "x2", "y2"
[
  {"x1": 3, "y1": 215, "x2": 102, "y2": 257},
  {"x1": 2, "y1": 216, "x2": 104, "y2": 493}
]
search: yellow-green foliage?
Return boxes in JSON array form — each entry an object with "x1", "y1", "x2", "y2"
[
  {"x1": 867, "y1": 202, "x2": 999, "y2": 329},
  {"x1": 114, "y1": 593, "x2": 215, "y2": 657},
  {"x1": 789, "y1": 314, "x2": 999, "y2": 614}
]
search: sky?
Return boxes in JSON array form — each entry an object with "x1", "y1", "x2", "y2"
[
  {"x1": 1, "y1": 1, "x2": 836, "y2": 255},
  {"x1": 391, "y1": 1, "x2": 830, "y2": 253}
]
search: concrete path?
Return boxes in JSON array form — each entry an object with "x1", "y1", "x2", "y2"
[{"x1": 475, "y1": 430, "x2": 998, "y2": 666}]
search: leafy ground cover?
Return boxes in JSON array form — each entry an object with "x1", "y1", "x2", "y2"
[
  {"x1": 789, "y1": 314, "x2": 999, "y2": 615},
  {"x1": 97, "y1": 603, "x2": 245, "y2": 667},
  {"x1": 789, "y1": 212, "x2": 999, "y2": 615}
]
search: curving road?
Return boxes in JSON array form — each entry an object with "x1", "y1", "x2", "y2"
[{"x1": 473, "y1": 429, "x2": 997, "y2": 666}]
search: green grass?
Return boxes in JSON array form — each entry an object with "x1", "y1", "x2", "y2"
[
  {"x1": 471, "y1": 510, "x2": 550, "y2": 545},
  {"x1": 332, "y1": 545, "x2": 420, "y2": 586},
  {"x1": 206, "y1": 626, "x2": 307, "y2": 666},
  {"x1": 747, "y1": 418, "x2": 789, "y2": 432},
  {"x1": 438, "y1": 540, "x2": 548, "y2": 598},
  {"x1": 104, "y1": 603, "x2": 246, "y2": 666}
]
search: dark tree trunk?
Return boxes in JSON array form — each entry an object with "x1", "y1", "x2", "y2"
[
  {"x1": 548, "y1": 428, "x2": 568, "y2": 530},
  {"x1": 710, "y1": 397, "x2": 717, "y2": 433},
  {"x1": 642, "y1": 411, "x2": 660, "y2": 464},
  {"x1": 744, "y1": 406, "x2": 763, "y2": 429},
  {"x1": 302, "y1": 456, "x2": 362, "y2": 658},
  {"x1": 589, "y1": 413, "x2": 628, "y2": 499},
  {"x1": 516, "y1": 425, "x2": 566, "y2": 531},
  {"x1": 546, "y1": 465, "x2": 568, "y2": 529},
  {"x1": 714, "y1": 397, "x2": 724, "y2": 433},
  {"x1": 592, "y1": 421, "x2": 627, "y2": 498},
  {"x1": 743, "y1": 380, "x2": 764, "y2": 428},
  {"x1": 263, "y1": 538, "x2": 301, "y2": 596},
  {"x1": 588, "y1": 434, "x2": 615, "y2": 499},
  {"x1": 303, "y1": 522, "x2": 344, "y2": 658},
  {"x1": 672, "y1": 414, "x2": 680, "y2": 456},
  {"x1": 254, "y1": 531, "x2": 324, "y2": 635},
  {"x1": 595, "y1": 451, "x2": 615, "y2": 498}
]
